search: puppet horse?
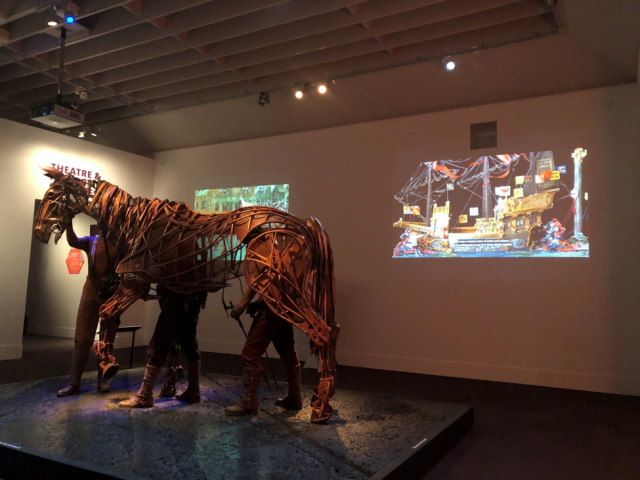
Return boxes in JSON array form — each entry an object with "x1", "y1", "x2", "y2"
[{"x1": 33, "y1": 167, "x2": 338, "y2": 423}]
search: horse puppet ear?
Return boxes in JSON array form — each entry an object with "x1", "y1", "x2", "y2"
[{"x1": 40, "y1": 166, "x2": 65, "y2": 180}]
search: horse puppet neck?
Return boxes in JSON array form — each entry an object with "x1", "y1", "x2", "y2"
[{"x1": 88, "y1": 180, "x2": 136, "y2": 252}]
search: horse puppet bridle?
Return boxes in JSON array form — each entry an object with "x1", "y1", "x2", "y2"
[{"x1": 34, "y1": 167, "x2": 97, "y2": 244}]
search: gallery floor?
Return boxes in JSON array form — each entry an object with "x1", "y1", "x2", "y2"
[{"x1": 1, "y1": 335, "x2": 638, "y2": 479}]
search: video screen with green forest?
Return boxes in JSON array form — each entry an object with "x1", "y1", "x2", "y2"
[{"x1": 195, "y1": 184, "x2": 289, "y2": 214}]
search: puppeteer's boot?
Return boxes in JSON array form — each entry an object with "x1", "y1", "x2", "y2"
[
  {"x1": 57, "y1": 357, "x2": 84, "y2": 397},
  {"x1": 57, "y1": 382, "x2": 80, "y2": 397},
  {"x1": 159, "y1": 367, "x2": 178, "y2": 397},
  {"x1": 176, "y1": 360, "x2": 201, "y2": 403},
  {"x1": 275, "y1": 364, "x2": 303, "y2": 410},
  {"x1": 119, "y1": 364, "x2": 161, "y2": 408},
  {"x1": 225, "y1": 367, "x2": 263, "y2": 416},
  {"x1": 97, "y1": 368, "x2": 111, "y2": 393}
]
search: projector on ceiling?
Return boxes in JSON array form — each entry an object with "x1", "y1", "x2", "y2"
[{"x1": 30, "y1": 102, "x2": 85, "y2": 129}]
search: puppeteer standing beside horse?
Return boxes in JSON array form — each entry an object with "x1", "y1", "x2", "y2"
[{"x1": 33, "y1": 167, "x2": 338, "y2": 423}]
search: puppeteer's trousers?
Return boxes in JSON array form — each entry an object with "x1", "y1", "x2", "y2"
[
  {"x1": 67, "y1": 277, "x2": 120, "y2": 386},
  {"x1": 147, "y1": 309, "x2": 200, "y2": 368},
  {"x1": 241, "y1": 307, "x2": 300, "y2": 370}
]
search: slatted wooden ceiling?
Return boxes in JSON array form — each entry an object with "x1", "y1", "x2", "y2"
[{"x1": 0, "y1": 0, "x2": 557, "y2": 130}]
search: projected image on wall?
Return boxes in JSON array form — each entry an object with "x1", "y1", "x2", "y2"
[
  {"x1": 393, "y1": 149, "x2": 589, "y2": 257},
  {"x1": 195, "y1": 184, "x2": 289, "y2": 213}
]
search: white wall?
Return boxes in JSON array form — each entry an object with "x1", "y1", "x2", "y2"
[
  {"x1": 0, "y1": 119, "x2": 155, "y2": 360},
  {"x1": 152, "y1": 83, "x2": 640, "y2": 396},
  {"x1": 25, "y1": 209, "x2": 95, "y2": 338}
]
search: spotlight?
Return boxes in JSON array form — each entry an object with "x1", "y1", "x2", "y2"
[
  {"x1": 77, "y1": 131, "x2": 85, "y2": 138},
  {"x1": 443, "y1": 56, "x2": 455, "y2": 71},
  {"x1": 257, "y1": 91, "x2": 270, "y2": 107},
  {"x1": 89, "y1": 126, "x2": 97, "y2": 137},
  {"x1": 64, "y1": 1, "x2": 79, "y2": 24},
  {"x1": 46, "y1": 8, "x2": 59, "y2": 26},
  {"x1": 317, "y1": 83, "x2": 327, "y2": 94},
  {"x1": 295, "y1": 89, "x2": 303, "y2": 99}
]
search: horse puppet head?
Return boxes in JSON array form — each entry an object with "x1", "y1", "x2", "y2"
[{"x1": 33, "y1": 167, "x2": 96, "y2": 244}]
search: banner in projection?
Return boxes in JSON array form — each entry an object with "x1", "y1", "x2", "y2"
[
  {"x1": 195, "y1": 184, "x2": 289, "y2": 213},
  {"x1": 392, "y1": 149, "x2": 589, "y2": 257}
]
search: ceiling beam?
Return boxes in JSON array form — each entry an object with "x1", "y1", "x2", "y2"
[
  {"x1": 115, "y1": 60, "x2": 226, "y2": 94},
  {"x1": 108, "y1": 0, "x2": 526, "y2": 98},
  {"x1": 0, "y1": 0, "x2": 244, "y2": 70},
  {"x1": 4, "y1": 0, "x2": 131, "y2": 46},
  {"x1": 151, "y1": 15, "x2": 556, "y2": 113},
  {"x1": 57, "y1": 0, "x2": 370, "y2": 77},
  {"x1": 62, "y1": 0, "x2": 441, "y2": 83},
  {"x1": 0, "y1": 0, "x2": 444, "y2": 83},
  {"x1": 67, "y1": 13, "x2": 555, "y2": 126},
  {"x1": 0, "y1": 0, "x2": 59, "y2": 27},
  {"x1": 2, "y1": 0, "x2": 548, "y2": 103},
  {"x1": 49, "y1": 0, "x2": 291, "y2": 66},
  {"x1": 77, "y1": 10, "x2": 547, "y2": 109},
  {"x1": 95, "y1": 49, "x2": 208, "y2": 85}
]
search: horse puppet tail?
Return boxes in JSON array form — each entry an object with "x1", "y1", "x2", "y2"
[{"x1": 305, "y1": 217, "x2": 339, "y2": 423}]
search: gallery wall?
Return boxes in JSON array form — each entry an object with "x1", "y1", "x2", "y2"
[
  {"x1": 152, "y1": 82, "x2": 640, "y2": 396},
  {"x1": 0, "y1": 119, "x2": 155, "y2": 360}
]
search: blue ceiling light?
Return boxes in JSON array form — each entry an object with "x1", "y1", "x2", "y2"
[{"x1": 65, "y1": 13, "x2": 76, "y2": 24}]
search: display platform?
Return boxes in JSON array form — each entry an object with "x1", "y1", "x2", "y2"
[{"x1": 0, "y1": 368, "x2": 472, "y2": 480}]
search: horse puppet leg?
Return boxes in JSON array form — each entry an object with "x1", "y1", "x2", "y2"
[
  {"x1": 311, "y1": 348, "x2": 336, "y2": 423},
  {"x1": 244, "y1": 227, "x2": 338, "y2": 423},
  {"x1": 310, "y1": 318, "x2": 339, "y2": 424},
  {"x1": 95, "y1": 276, "x2": 150, "y2": 379}
]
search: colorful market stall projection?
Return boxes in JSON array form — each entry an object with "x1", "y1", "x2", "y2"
[
  {"x1": 195, "y1": 184, "x2": 289, "y2": 214},
  {"x1": 393, "y1": 149, "x2": 589, "y2": 258}
]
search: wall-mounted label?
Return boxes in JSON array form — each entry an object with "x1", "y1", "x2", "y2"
[
  {"x1": 558, "y1": 165, "x2": 567, "y2": 174},
  {"x1": 65, "y1": 249, "x2": 85, "y2": 274},
  {"x1": 469, "y1": 207, "x2": 479, "y2": 216},
  {"x1": 514, "y1": 188, "x2": 524, "y2": 198},
  {"x1": 459, "y1": 215, "x2": 468, "y2": 224},
  {"x1": 49, "y1": 163, "x2": 102, "y2": 195}
]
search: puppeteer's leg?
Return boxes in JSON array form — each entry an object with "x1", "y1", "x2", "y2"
[
  {"x1": 119, "y1": 308, "x2": 180, "y2": 408},
  {"x1": 58, "y1": 278, "x2": 100, "y2": 397},
  {"x1": 159, "y1": 341, "x2": 180, "y2": 397},
  {"x1": 118, "y1": 364, "x2": 161, "y2": 409},
  {"x1": 224, "y1": 313, "x2": 275, "y2": 416},
  {"x1": 272, "y1": 320, "x2": 303, "y2": 411},
  {"x1": 175, "y1": 312, "x2": 202, "y2": 403}
]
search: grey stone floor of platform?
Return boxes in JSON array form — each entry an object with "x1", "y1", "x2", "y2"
[{"x1": 0, "y1": 368, "x2": 469, "y2": 480}]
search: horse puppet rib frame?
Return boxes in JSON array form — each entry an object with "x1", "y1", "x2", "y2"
[{"x1": 33, "y1": 168, "x2": 339, "y2": 423}]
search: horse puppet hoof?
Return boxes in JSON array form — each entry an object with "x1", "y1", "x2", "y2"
[
  {"x1": 310, "y1": 406, "x2": 333, "y2": 424},
  {"x1": 101, "y1": 362, "x2": 120, "y2": 380},
  {"x1": 310, "y1": 392, "x2": 333, "y2": 424}
]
